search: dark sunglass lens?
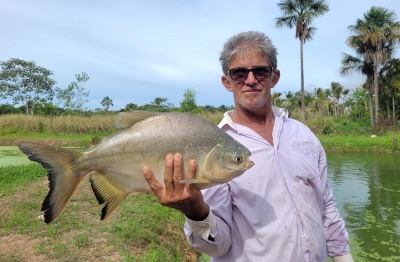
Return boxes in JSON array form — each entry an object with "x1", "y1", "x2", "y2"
[
  {"x1": 253, "y1": 67, "x2": 271, "y2": 79},
  {"x1": 230, "y1": 68, "x2": 248, "y2": 81}
]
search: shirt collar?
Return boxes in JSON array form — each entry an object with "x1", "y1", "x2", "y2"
[{"x1": 218, "y1": 106, "x2": 289, "y2": 129}]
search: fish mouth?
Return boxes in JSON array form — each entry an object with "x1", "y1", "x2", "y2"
[{"x1": 247, "y1": 161, "x2": 255, "y2": 168}]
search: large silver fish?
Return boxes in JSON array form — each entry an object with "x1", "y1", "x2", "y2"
[{"x1": 18, "y1": 111, "x2": 254, "y2": 223}]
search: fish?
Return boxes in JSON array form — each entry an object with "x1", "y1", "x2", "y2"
[{"x1": 18, "y1": 111, "x2": 254, "y2": 223}]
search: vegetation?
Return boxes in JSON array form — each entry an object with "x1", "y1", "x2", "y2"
[
  {"x1": 0, "y1": 163, "x2": 199, "y2": 261},
  {"x1": 275, "y1": 0, "x2": 330, "y2": 121},
  {"x1": 0, "y1": 58, "x2": 56, "y2": 115},
  {"x1": 56, "y1": 72, "x2": 90, "y2": 112},
  {"x1": 345, "y1": 6, "x2": 400, "y2": 130}
]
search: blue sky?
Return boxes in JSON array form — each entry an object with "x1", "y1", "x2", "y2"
[{"x1": 1, "y1": 0, "x2": 400, "y2": 110}]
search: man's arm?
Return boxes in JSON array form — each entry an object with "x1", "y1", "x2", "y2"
[
  {"x1": 319, "y1": 147, "x2": 354, "y2": 261},
  {"x1": 143, "y1": 153, "x2": 233, "y2": 257}
]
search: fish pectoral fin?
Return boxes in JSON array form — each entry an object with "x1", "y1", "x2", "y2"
[{"x1": 89, "y1": 172, "x2": 128, "y2": 220}]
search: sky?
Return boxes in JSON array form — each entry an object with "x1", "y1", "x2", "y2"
[{"x1": 1, "y1": 0, "x2": 400, "y2": 110}]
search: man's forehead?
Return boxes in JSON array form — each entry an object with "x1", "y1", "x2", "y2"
[{"x1": 229, "y1": 51, "x2": 269, "y2": 67}]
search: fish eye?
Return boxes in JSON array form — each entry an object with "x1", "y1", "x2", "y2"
[{"x1": 234, "y1": 156, "x2": 242, "y2": 163}]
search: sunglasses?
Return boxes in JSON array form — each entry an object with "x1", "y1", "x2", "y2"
[{"x1": 228, "y1": 66, "x2": 274, "y2": 82}]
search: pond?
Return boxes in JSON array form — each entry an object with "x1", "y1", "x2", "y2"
[
  {"x1": 0, "y1": 147, "x2": 399, "y2": 260},
  {"x1": 327, "y1": 152, "x2": 400, "y2": 261},
  {"x1": 0, "y1": 146, "x2": 32, "y2": 166}
]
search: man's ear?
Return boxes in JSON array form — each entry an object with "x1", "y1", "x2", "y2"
[
  {"x1": 271, "y1": 69, "x2": 280, "y2": 89},
  {"x1": 221, "y1": 75, "x2": 233, "y2": 92}
]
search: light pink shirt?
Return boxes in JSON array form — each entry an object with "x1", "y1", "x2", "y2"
[{"x1": 184, "y1": 108, "x2": 351, "y2": 262}]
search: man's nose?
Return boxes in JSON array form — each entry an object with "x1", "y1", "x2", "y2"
[{"x1": 245, "y1": 71, "x2": 257, "y2": 85}]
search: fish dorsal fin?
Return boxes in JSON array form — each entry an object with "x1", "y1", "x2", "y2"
[
  {"x1": 114, "y1": 111, "x2": 162, "y2": 129},
  {"x1": 89, "y1": 172, "x2": 128, "y2": 220}
]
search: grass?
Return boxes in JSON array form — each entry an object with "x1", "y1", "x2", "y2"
[
  {"x1": 317, "y1": 132, "x2": 400, "y2": 153},
  {"x1": 0, "y1": 163, "x2": 199, "y2": 261},
  {"x1": 0, "y1": 114, "x2": 116, "y2": 135},
  {"x1": 0, "y1": 164, "x2": 46, "y2": 195}
]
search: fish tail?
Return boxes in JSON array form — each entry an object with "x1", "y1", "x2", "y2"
[{"x1": 18, "y1": 142, "x2": 85, "y2": 224}]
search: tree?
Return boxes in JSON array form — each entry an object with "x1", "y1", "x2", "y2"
[
  {"x1": 340, "y1": 53, "x2": 375, "y2": 128},
  {"x1": 0, "y1": 103, "x2": 22, "y2": 114},
  {"x1": 310, "y1": 87, "x2": 329, "y2": 116},
  {"x1": 380, "y1": 58, "x2": 400, "y2": 119},
  {"x1": 124, "y1": 103, "x2": 138, "y2": 111},
  {"x1": 56, "y1": 72, "x2": 90, "y2": 112},
  {"x1": 180, "y1": 88, "x2": 198, "y2": 112},
  {"x1": 331, "y1": 82, "x2": 344, "y2": 117},
  {"x1": 275, "y1": 0, "x2": 329, "y2": 121},
  {"x1": 151, "y1": 97, "x2": 168, "y2": 109},
  {"x1": 272, "y1": 91, "x2": 282, "y2": 107},
  {"x1": 347, "y1": 6, "x2": 400, "y2": 130},
  {"x1": 0, "y1": 58, "x2": 56, "y2": 115},
  {"x1": 100, "y1": 96, "x2": 113, "y2": 111}
]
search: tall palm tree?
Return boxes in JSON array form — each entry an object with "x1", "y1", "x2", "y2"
[
  {"x1": 330, "y1": 82, "x2": 343, "y2": 117},
  {"x1": 275, "y1": 0, "x2": 329, "y2": 121},
  {"x1": 340, "y1": 53, "x2": 375, "y2": 128},
  {"x1": 347, "y1": 6, "x2": 400, "y2": 130},
  {"x1": 380, "y1": 58, "x2": 400, "y2": 119}
]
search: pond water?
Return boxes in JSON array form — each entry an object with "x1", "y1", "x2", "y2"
[
  {"x1": 0, "y1": 146, "x2": 32, "y2": 166},
  {"x1": 0, "y1": 147, "x2": 399, "y2": 260},
  {"x1": 327, "y1": 152, "x2": 400, "y2": 261}
]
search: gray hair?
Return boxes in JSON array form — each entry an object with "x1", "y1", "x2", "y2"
[{"x1": 219, "y1": 31, "x2": 278, "y2": 75}]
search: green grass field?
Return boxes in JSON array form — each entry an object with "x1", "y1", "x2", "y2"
[{"x1": 0, "y1": 161, "x2": 200, "y2": 261}]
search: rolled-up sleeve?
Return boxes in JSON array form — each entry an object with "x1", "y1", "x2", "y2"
[
  {"x1": 320, "y1": 147, "x2": 352, "y2": 258},
  {"x1": 183, "y1": 184, "x2": 233, "y2": 257}
]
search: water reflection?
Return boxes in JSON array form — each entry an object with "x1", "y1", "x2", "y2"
[{"x1": 327, "y1": 153, "x2": 400, "y2": 261}]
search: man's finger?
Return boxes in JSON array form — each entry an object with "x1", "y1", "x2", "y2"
[
  {"x1": 164, "y1": 154, "x2": 174, "y2": 194},
  {"x1": 185, "y1": 159, "x2": 197, "y2": 190},
  {"x1": 143, "y1": 166, "x2": 163, "y2": 194},
  {"x1": 188, "y1": 159, "x2": 197, "y2": 179},
  {"x1": 173, "y1": 153, "x2": 185, "y2": 190}
]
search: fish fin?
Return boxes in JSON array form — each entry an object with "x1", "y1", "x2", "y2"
[
  {"x1": 18, "y1": 142, "x2": 84, "y2": 224},
  {"x1": 89, "y1": 172, "x2": 128, "y2": 220},
  {"x1": 114, "y1": 111, "x2": 162, "y2": 129}
]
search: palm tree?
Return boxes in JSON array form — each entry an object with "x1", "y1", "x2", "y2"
[
  {"x1": 100, "y1": 96, "x2": 113, "y2": 111},
  {"x1": 380, "y1": 58, "x2": 400, "y2": 119},
  {"x1": 347, "y1": 6, "x2": 400, "y2": 130},
  {"x1": 340, "y1": 53, "x2": 375, "y2": 128},
  {"x1": 272, "y1": 91, "x2": 282, "y2": 106},
  {"x1": 331, "y1": 82, "x2": 343, "y2": 117},
  {"x1": 311, "y1": 87, "x2": 327, "y2": 115},
  {"x1": 283, "y1": 90, "x2": 297, "y2": 113},
  {"x1": 275, "y1": 0, "x2": 329, "y2": 121}
]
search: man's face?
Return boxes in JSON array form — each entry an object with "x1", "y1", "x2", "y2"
[{"x1": 221, "y1": 50, "x2": 280, "y2": 112}]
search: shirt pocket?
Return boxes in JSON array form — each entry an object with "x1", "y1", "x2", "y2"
[{"x1": 289, "y1": 141, "x2": 324, "y2": 207}]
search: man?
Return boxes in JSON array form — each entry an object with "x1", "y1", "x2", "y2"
[{"x1": 143, "y1": 31, "x2": 353, "y2": 261}]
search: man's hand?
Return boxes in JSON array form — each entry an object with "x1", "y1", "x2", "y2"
[{"x1": 143, "y1": 153, "x2": 210, "y2": 221}]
